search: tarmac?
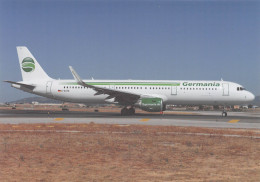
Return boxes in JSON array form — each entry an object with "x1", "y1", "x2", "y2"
[{"x1": 0, "y1": 109, "x2": 259, "y2": 129}]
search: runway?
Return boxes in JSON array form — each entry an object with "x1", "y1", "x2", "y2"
[{"x1": 0, "y1": 109, "x2": 259, "y2": 129}]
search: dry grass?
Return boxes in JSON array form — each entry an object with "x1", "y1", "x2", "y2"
[{"x1": 0, "y1": 123, "x2": 259, "y2": 181}]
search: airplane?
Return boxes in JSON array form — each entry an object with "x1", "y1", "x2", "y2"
[{"x1": 4, "y1": 46, "x2": 255, "y2": 116}]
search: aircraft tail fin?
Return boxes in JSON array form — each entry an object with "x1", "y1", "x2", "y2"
[{"x1": 17, "y1": 46, "x2": 52, "y2": 81}]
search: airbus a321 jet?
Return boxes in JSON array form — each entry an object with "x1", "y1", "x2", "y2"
[{"x1": 5, "y1": 47, "x2": 255, "y2": 116}]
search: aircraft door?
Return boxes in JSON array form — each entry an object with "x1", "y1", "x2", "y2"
[
  {"x1": 109, "y1": 85, "x2": 115, "y2": 90},
  {"x1": 222, "y1": 83, "x2": 229, "y2": 96},
  {"x1": 46, "y1": 81, "x2": 52, "y2": 95},
  {"x1": 171, "y1": 86, "x2": 177, "y2": 95}
]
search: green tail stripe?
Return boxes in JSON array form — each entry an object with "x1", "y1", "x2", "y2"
[
  {"x1": 22, "y1": 63, "x2": 35, "y2": 68},
  {"x1": 22, "y1": 59, "x2": 34, "y2": 63},
  {"x1": 22, "y1": 67, "x2": 33, "y2": 72}
]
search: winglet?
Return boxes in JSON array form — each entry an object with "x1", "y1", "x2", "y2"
[{"x1": 69, "y1": 66, "x2": 85, "y2": 86}]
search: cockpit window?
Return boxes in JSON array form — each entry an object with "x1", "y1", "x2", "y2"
[{"x1": 237, "y1": 87, "x2": 246, "y2": 91}]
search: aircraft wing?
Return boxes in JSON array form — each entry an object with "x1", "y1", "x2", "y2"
[{"x1": 69, "y1": 66, "x2": 140, "y2": 105}]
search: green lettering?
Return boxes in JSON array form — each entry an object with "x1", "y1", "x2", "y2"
[{"x1": 182, "y1": 82, "x2": 221, "y2": 87}]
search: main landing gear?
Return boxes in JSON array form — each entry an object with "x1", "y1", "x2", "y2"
[{"x1": 121, "y1": 107, "x2": 135, "y2": 116}]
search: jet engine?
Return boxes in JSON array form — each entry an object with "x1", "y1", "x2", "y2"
[{"x1": 137, "y1": 98, "x2": 165, "y2": 112}]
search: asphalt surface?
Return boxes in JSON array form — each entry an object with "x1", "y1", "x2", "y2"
[{"x1": 0, "y1": 109, "x2": 259, "y2": 129}]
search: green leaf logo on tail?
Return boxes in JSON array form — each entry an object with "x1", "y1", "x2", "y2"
[{"x1": 22, "y1": 57, "x2": 35, "y2": 72}]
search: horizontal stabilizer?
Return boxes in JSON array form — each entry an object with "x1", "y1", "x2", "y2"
[{"x1": 4, "y1": 81, "x2": 35, "y2": 90}]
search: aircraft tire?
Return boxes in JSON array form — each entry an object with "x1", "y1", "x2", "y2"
[
  {"x1": 121, "y1": 107, "x2": 128, "y2": 116},
  {"x1": 128, "y1": 107, "x2": 135, "y2": 115},
  {"x1": 222, "y1": 112, "x2": 227, "y2": 117}
]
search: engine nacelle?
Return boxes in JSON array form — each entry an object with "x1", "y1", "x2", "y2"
[{"x1": 138, "y1": 98, "x2": 164, "y2": 112}]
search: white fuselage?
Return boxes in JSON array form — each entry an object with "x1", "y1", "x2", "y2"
[
  {"x1": 18, "y1": 79, "x2": 255, "y2": 106},
  {"x1": 9, "y1": 47, "x2": 255, "y2": 115}
]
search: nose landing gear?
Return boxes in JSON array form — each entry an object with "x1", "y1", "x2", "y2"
[
  {"x1": 222, "y1": 106, "x2": 227, "y2": 117},
  {"x1": 222, "y1": 111, "x2": 227, "y2": 117}
]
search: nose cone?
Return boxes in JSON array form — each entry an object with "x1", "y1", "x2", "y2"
[{"x1": 247, "y1": 92, "x2": 255, "y2": 102}]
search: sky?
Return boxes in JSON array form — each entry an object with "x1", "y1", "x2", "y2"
[{"x1": 0, "y1": 0, "x2": 259, "y2": 102}]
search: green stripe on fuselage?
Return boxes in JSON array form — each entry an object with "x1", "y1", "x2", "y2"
[{"x1": 60, "y1": 82, "x2": 180, "y2": 86}]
